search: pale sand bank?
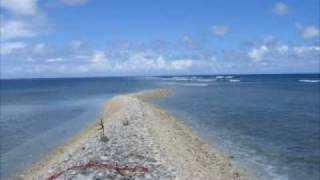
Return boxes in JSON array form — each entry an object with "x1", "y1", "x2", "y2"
[{"x1": 20, "y1": 89, "x2": 253, "y2": 180}]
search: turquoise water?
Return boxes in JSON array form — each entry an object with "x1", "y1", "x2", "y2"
[
  {"x1": 0, "y1": 74, "x2": 319, "y2": 180},
  {"x1": 0, "y1": 77, "x2": 158, "y2": 179}
]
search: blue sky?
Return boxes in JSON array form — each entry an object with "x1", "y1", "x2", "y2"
[{"x1": 1, "y1": 0, "x2": 319, "y2": 78}]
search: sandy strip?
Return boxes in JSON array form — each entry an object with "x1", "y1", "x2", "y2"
[{"x1": 19, "y1": 89, "x2": 253, "y2": 180}]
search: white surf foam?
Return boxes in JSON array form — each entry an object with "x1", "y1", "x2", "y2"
[
  {"x1": 160, "y1": 77, "x2": 190, "y2": 81},
  {"x1": 229, "y1": 79, "x2": 241, "y2": 82},
  {"x1": 299, "y1": 79, "x2": 320, "y2": 83},
  {"x1": 160, "y1": 76, "x2": 216, "y2": 82},
  {"x1": 196, "y1": 79, "x2": 216, "y2": 82},
  {"x1": 162, "y1": 82, "x2": 209, "y2": 87},
  {"x1": 215, "y1": 76, "x2": 224, "y2": 79}
]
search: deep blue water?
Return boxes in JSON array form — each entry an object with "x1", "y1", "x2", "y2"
[{"x1": 0, "y1": 74, "x2": 319, "y2": 180}]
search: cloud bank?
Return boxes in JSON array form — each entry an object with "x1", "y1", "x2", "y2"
[{"x1": 0, "y1": 1, "x2": 319, "y2": 78}]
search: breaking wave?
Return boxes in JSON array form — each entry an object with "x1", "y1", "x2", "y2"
[
  {"x1": 161, "y1": 82, "x2": 209, "y2": 87},
  {"x1": 299, "y1": 79, "x2": 320, "y2": 83},
  {"x1": 160, "y1": 76, "x2": 216, "y2": 82},
  {"x1": 229, "y1": 79, "x2": 241, "y2": 82},
  {"x1": 147, "y1": 76, "x2": 241, "y2": 83}
]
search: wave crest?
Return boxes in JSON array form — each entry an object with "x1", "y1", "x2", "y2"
[
  {"x1": 161, "y1": 82, "x2": 209, "y2": 87},
  {"x1": 299, "y1": 79, "x2": 320, "y2": 83}
]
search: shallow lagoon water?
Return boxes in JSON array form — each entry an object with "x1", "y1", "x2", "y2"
[
  {"x1": 0, "y1": 77, "x2": 157, "y2": 179},
  {"x1": 154, "y1": 74, "x2": 320, "y2": 180}
]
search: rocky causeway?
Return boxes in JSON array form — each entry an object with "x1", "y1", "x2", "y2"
[{"x1": 20, "y1": 89, "x2": 252, "y2": 180}]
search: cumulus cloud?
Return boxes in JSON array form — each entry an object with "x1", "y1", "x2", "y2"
[
  {"x1": 61, "y1": 0, "x2": 89, "y2": 6},
  {"x1": 1, "y1": 0, "x2": 38, "y2": 16},
  {"x1": 210, "y1": 25, "x2": 230, "y2": 36},
  {"x1": 0, "y1": 42, "x2": 27, "y2": 55},
  {"x1": 272, "y1": 2, "x2": 289, "y2": 16},
  {"x1": 246, "y1": 37, "x2": 319, "y2": 71},
  {"x1": 1, "y1": 38, "x2": 319, "y2": 78},
  {"x1": 77, "y1": 50, "x2": 195, "y2": 74},
  {"x1": 248, "y1": 45, "x2": 269, "y2": 62},
  {"x1": 90, "y1": 50, "x2": 108, "y2": 63},
  {"x1": 1, "y1": 19, "x2": 37, "y2": 40},
  {"x1": 297, "y1": 25, "x2": 320, "y2": 39},
  {"x1": 171, "y1": 59, "x2": 193, "y2": 70},
  {"x1": 127, "y1": 52, "x2": 193, "y2": 71},
  {"x1": 0, "y1": 0, "x2": 50, "y2": 41}
]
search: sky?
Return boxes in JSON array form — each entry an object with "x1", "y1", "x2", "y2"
[{"x1": 0, "y1": 0, "x2": 319, "y2": 78}]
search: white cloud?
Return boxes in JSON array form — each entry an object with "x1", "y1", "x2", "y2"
[
  {"x1": 155, "y1": 56, "x2": 167, "y2": 69},
  {"x1": 1, "y1": 0, "x2": 50, "y2": 41},
  {"x1": 91, "y1": 50, "x2": 107, "y2": 63},
  {"x1": 210, "y1": 25, "x2": 230, "y2": 36},
  {"x1": 272, "y1": 2, "x2": 289, "y2": 16},
  {"x1": 171, "y1": 59, "x2": 193, "y2": 70},
  {"x1": 1, "y1": 0, "x2": 38, "y2": 16},
  {"x1": 2, "y1": 38, "x2": 319, "y2": 78},
  {"x1": 277, "y1": 45, "x2": 289, "y2": 54},
  {"x1": 46, "y1": 57, "x2": 64, "y2": 63},
  {"x1": 1, "y1": 19, "x2": 37, "y2": 40},
  {"x1": 248, "y1": 45, "x2": 269, "y2": 62},
  {"x1": 0, "y1": 42, "x2": 27, "y2": 55},
  {"x1": 126, "y1": 52, "x2": 158, "y2": 70},
  {"x1": 61, "y1": 0, "x2": 88, "y2": 6},
  {"x1": 126, "y1": 52, "x2": 193, "y2": 71},
  {"x1": 81, "y1": 50, "x2": 195, "y2": 73},
  {"x1": 293, "y1": 46, "x2": 320, "y2": 55},
  {"x1": 299, "y1": 25, "x2": 320, "y2": 39},
  {"x1": 247, "y1": 42, "x2": 319, "y2": 65}
]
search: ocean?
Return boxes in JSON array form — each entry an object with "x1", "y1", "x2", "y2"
[
  {"x1": 0, "y1": 77, "x2": 157, "y2": 179},
  {"x1": 0, "y1": 74, "x2": 319, "y2": 180}
]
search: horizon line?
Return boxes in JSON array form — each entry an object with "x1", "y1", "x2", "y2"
[{"x1": 1, "y1": 72, "x2": 319, "y2": 80}]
